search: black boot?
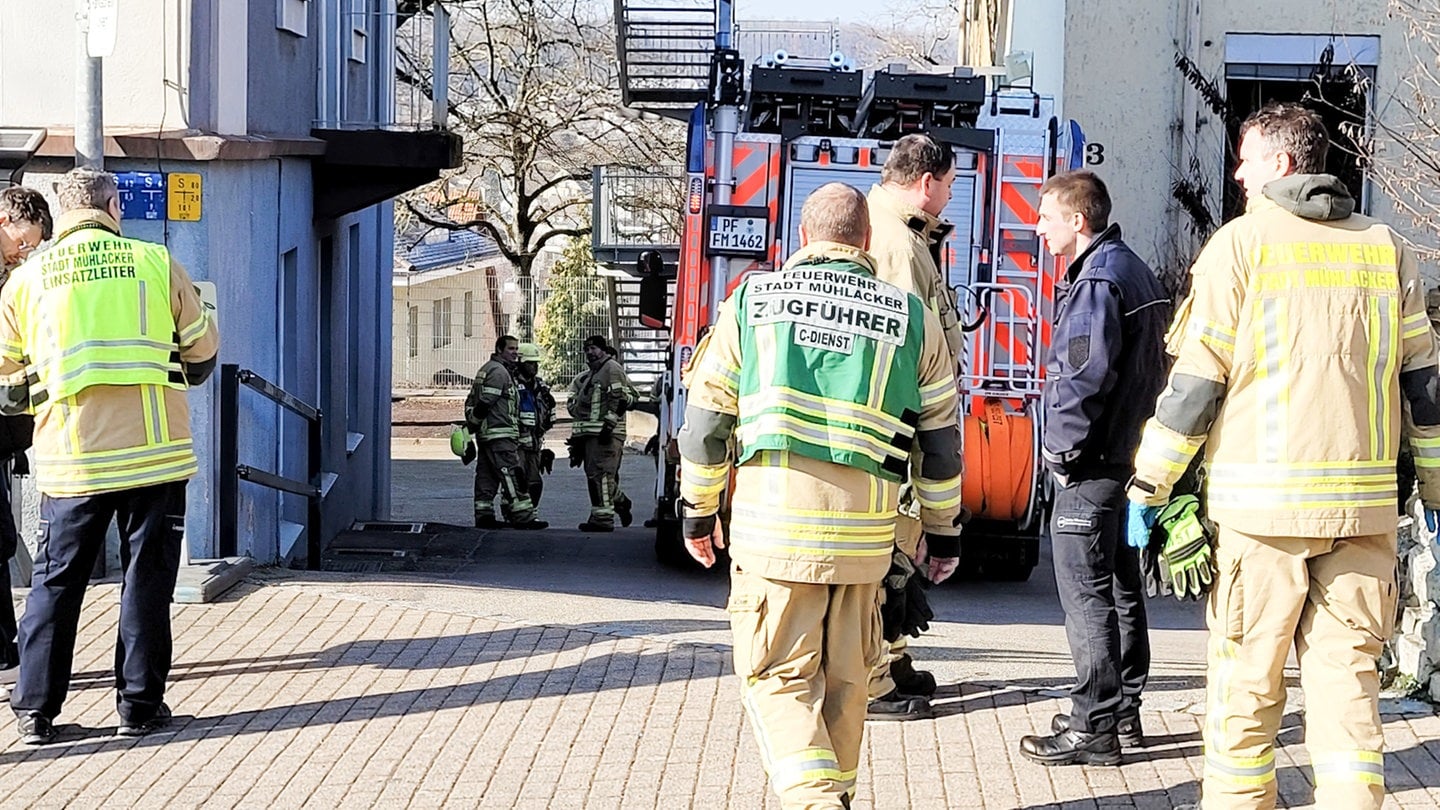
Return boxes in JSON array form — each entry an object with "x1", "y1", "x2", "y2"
[
  {"x1": 866, "y1": 689, "x2": 932, "y2": 721},
  {"x1": 615, "y1": 496, "x2": 633, "y2": 528},
  {"x1": 578, "y1": 521, "x2": 614, "y2": 533},
  {"x1": 890, "y1": 655, "x2": 937, "y2": 697},
  {"x1": 1018, "y1": 728, "x2": 1121, "y2": 766},
  {"x1": 1051, "y1": 710, "x2": 1144, "y2": 748},
  {"x1": 475, "y1": 514, "x2": 504, "y2": 530}
]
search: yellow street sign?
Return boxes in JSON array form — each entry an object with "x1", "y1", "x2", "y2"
[{"x1": 168, "y1": 172, "x2": 202, "y2": 221}]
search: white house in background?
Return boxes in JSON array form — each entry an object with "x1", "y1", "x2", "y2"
[{"x1": 392, "y1": 229, "x2": 523, "y2": 390}]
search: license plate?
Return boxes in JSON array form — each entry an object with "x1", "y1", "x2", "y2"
[{"x1": 708, "y1": 215, "x2": 768, "y2": 252}]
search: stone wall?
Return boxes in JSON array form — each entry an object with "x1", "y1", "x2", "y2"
[{"x1": 1385, "y1": 503, "x2": 1440, "y2": 700}]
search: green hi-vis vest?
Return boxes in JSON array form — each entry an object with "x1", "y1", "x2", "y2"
[
  {"x1": 733, "y1": 259, "x2": 925, "y2": 481},
  {"x1": 21, "y1": 225, "x2": 183, "y2": 409}
]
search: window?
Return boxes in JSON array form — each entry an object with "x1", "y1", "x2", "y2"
[
  {"x1": 432, "y1": 297, "x2": 453, "y2": 349},
  {"x1": 278, "y1": 0, "x2": 307, "y2": 36},
  {"x1": 463, "y1": 291, "x2": 474, "y2": 337},
  {"x1": 349, "y1": 0, "x2": 368, "y2": 63},
  {"x1": 407, "y1": 306, "x2": 419, "y2": 357}
]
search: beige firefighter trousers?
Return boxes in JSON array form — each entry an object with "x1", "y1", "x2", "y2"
[
  {"x1": 728, "y1": 565, "x2": 885, "y2": 809},
  {"x1": 581, "y1": 435, "x2": 624, "y2": 527},
  {"x1": 868, "y1": 514, "x2": 922, "y2": 700},
  {"x1": 1202, "y1": 526, "x2": 1396, "y2": 810}
]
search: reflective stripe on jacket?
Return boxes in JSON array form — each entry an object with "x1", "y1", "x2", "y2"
[
  {"x1": 1132, "y1": 176, "x2": 1440, "y2": 537},
  {"x1": 679, "y1": 241, "x2": 963, "y2": 584},
  {"x1": 466, "y1": 357, "x2": 519, "y2": 441},
  {"x1": 0, "y1": 209, "x2": 217, "y2": 496}
]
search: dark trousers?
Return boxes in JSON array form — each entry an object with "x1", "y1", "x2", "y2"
[
  {"x1": 12, "y1": 481, "x2": 187, "y2": 722},
  {"x1": 0, "y1": 470, "x2": 18, "y2": 669},
  {"x1": 1049, "y1": 475, "x2": 1150, "y2": 734}
]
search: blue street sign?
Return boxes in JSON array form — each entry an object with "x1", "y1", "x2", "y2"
[{"x1": 116, "y1": 171, "x2": 167, "y2": 220}]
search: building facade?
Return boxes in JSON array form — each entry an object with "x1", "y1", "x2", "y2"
[
  {"x1": 0, "y1": 1, "x2": 459, "y2": 564},
  {"x1": 964, "y1": 0, "x2": 1428, "y2": 282}
]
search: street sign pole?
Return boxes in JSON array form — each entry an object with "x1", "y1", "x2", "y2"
[{"x1": 75, "y1": 0, "x2": 116, "y2": 170}]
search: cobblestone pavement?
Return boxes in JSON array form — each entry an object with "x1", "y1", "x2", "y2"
[{"x1": 3, "y1": 571, "x2": 1440, "y2": 809}]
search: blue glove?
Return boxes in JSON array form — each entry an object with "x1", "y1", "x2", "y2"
[
  {"x1": 1126, "y1": 502, "x2": 1160, "y2": 550},
  {"x1": 1427, "y1": 509, "x2": 1440, "y2": 534}
]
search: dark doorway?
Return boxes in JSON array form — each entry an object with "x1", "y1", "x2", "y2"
[{"x1": 1222, "y1": 66, "x2": 1369, "y2": 223}]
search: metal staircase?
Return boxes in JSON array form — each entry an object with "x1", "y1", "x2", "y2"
[
  {"x1": 614, "y1": 0, "x2": 717, "y2": 117},
  {"x1": 611, "y1": 277, "x2": 673, "y2": 396}
]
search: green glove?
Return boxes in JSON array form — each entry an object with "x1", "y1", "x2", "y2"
[{"x1": 1155, "y1": 494, "x2": 1213, "y2": 601}]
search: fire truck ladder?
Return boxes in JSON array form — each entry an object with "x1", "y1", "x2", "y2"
[{"x1": 615, "y1": 0, "x2": 717, "y2": 118}]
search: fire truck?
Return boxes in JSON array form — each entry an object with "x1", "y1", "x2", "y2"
[{"x1": 602, "y1": 0, "x2": 1084, "y2": 580}]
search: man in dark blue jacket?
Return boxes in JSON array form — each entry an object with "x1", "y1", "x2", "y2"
[{"x1": 1019, "y1": 171, "x2": 1170, "y2": 766}]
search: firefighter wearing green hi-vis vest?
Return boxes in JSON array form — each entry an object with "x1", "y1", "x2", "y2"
[
  {"x1": 679, "y1": 183, "x2": 963, "y2": 808},
  {"x1": 464, "y1": 335, "x2": 547, "y2": 530},
  {"x1": 1, "y1": 168, "x2": 219, "y2": 745}
]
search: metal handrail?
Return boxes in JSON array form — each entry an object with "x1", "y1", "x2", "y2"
[{"x1": 218, "y1": 364, "x2": 324, "y2": 570}]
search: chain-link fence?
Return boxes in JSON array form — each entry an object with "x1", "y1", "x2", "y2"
[{"x1": 392, "y1": 269, "x2": 617, "y2": 391}]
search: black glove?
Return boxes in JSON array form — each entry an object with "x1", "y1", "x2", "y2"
[
  {"x1": 901, "y1": 574, "x2": 935, "y2": 640},
  {"x1": 880, "y1": 551, "x2": 934, "y2": 642},
  {"x1": 9, "y1": 451, "x2": 27, "y2": 478},
  {"x1": 1140, "y1": 520, "x2": 1171, "y2": 598},
  {"x1": 598, "y1": 423, "x2": 615, "y2": 442},
  {"x1": 461, "y1": 442, "x2": 476, "y2": 467},
  {"x1": 540, "y1": 448, "x2": 555, "y2": 475},
  {"x1": 568, "y1": 438, "x2": 585, "y2": 468}
]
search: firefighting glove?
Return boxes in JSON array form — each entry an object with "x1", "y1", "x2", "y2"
[
  {"x1": 540, "y1": 448, "x2": 556, "y2": 475},
  {"x1": 598, "y1": 423, "x2": 615, "y2": 442},
  {"x1": 567, "y1": 438, "x2": 585, "y2": 468},
  {"x1": 1156, "y1": 494, "x2": 1213, "y2": 601},
  {"x1": 1126, "y1": 502, "x2": 1159, "y2": 550},
  {"x1": 1141, "y1": 537, "x2": 1171, "y2": 599},
  {"x1": 10, "y1": 451, "x2": 27, "y2": 478},
  {"x1": 880, "y1": 551, "x2": 934, "y2": 642},
  {"x1": 461, "y1": 442, "x2": 476, "y2": 467}
]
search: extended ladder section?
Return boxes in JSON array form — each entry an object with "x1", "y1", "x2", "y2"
[
  {"x1": 614, "y1": 0, "x2": 717, "y2": 117},
  {"x1": 591, "y1": 164, "x2": 685, "y2": 270},
  {"x1": 611, "y1": 277, "x2": 674, "y2": 394}
]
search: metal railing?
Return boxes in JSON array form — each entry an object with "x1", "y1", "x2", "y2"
[{"x1": 218, "y1": 365, "x2": 323, "y2": 570}]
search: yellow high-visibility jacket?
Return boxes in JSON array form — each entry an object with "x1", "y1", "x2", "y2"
[
  {"x1": 679, "y1": 242, "x2": 964, "y2": 584},
  {"x1": 0, "y1": 209, "x2": 218, "y2": 497},
  {"x1": 1131, "y1": 175, "x2": 1440, "y2": 538}
]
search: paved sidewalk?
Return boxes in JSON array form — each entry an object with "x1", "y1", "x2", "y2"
[{"x1": 3, "y1": 571, "x2": 1440, "y2": 809}]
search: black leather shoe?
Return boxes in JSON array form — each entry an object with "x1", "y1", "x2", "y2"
[
  {"x1": 866, "y1": 689, "x2": 932, "y2": 721},
  {"x1": 616, "y1": 497, "x2": 633, "y2": 528},
  {"x1": 17, "y1": 712, "x2": 56, "y2": 745},
  {"x1": 578, "y1": 521, "x2": 614, "y2": 532},
  {"x1": 118, "y1": 703, "x2": 173, "y2": 737},
  {"x1": 509, "y1": 519, "x2": 549, "y2": 530},
  {"x1": 891, "y1": 655, "x2": 937, "y2": 697},
  {"x1": 1018, "y1": 728, "x2": 1121, "y2": 766},
  {"x1": 1051, "y1": 711, "x2": 1144, "y2": 747},
  {"x1": 475, "y1": 515, "x2": 505, "y2": 530}
]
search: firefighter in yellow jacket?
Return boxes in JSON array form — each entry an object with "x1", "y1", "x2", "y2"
[
  {"x1": 866, "y1": 132, "x2": 965, "y2": 717},
  {"x1": 1127, "y1": 103, "x2": 1440, "y2": 810},
  {"x1": 3, "y1": 168, "x2": 219, "y2": 744},
  {"x1": 466, "y1": 335, "x2": 547, "y2": 530},
  {"x1": 569, "y1": 336, "x2": 635, "y2": 532},
  {"x1": 680, "y1": 182, "x2": 964, "y2": 808}
]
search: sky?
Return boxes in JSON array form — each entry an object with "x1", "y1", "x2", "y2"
[{"x1": 733, "y1": 0, "x2": 877, "y2": 24}]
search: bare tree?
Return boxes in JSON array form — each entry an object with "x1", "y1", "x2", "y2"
[
  {"x1": 846, "y1": 0, "x2": 959, "y2": 70},
  {"x1": 395, "y1": 0, "x2": 682, "y2": 297},
  {"x1": 1347, "y1": 0, "x2": 1440, "y2": 265}
]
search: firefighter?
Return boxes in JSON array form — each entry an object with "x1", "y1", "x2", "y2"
[
  {"x1": 0, "y1": 185, "x2": 49, "y2": 699},
  {"x1": 465, "y1": 335, "x2": 548, "y2": 530},
  {"x1": 569, "y1": 336, "x2": 634, "y2": 532},
  {"x1": 1127, "y1": 103, "x2": 1440, "y2": 810},
  {"x1": 1017, "y1": 170, "x2": 1168, "y2": 766},
  {"x1": 5, "y1": 169, "x2": 218, "y2": 743},
  {"x1": 680, "y1": 182, "x2": 963, "y2": 808},
  {"x1": 865, "y1": 131, "x2": 965, "y2": 718},
  {"x1": 514, "y1": 342, "x2": 556, "y2": 507}
]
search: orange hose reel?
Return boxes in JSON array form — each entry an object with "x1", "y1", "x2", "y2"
[{"x1": 960, "y1": 397, "x2": 1034, "y2": 521}]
